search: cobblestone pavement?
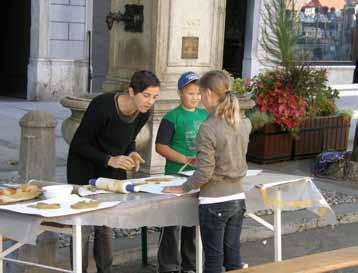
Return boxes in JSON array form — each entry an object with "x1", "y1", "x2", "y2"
[{"x1": 110, "y1": 222, "x2": 358, "y2": 273}]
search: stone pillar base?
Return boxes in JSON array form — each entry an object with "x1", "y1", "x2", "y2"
[{"x1": 27, "y1": 58, "x2": 88, "y2": 101}]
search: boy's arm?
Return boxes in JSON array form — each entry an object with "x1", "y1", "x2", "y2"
[
  {"x1": 156, "y1": 144, "x2": 188, "y2": 164},
  {"x1": 155, "y1": 119, "x2": 190, "y2": 164}
]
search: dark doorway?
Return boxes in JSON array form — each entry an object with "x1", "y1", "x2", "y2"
[
  {"x1": 1, "y1": 1, "x2": 31, "y2": 98},
  {"x1": 223, "y1": 0, "x2": 247, "y2": 78}
]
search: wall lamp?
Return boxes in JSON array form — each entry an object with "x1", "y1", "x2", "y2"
[{"x1": 106, "y1": 4, "x2": 144, "y2": 32}]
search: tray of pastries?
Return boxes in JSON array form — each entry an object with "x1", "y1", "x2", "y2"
[{"x1": 0, "y1": 184, "x2": 41, "y2": 205}]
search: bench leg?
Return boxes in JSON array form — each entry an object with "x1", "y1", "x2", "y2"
[
  {"x1": 274, "y1": 190, "x2": 282, "y2": 262},
  {"x1": 196, "y1": 225, "x2": 203, "y2": 273},
  {"x1": 72, "y1": 225, "x2": 82, "y2": 273}
]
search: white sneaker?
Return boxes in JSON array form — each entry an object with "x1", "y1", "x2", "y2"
[{"x1": 241, "y1": 262, "x2": 249, "y2": 269}]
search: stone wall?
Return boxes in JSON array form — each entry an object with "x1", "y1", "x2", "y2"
[
  {"x1": 27, "y1": 0, "x2": 90, "y2": 100},
  {"x1": 49, "y1": 0, "x2": 87, "y2": 59}
]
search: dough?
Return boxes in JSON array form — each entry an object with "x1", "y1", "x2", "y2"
[
  {"x1": 144, "y1": 177, "x2": 174, "y2": 184},
  {"x1": 70, "y1": 200, "x2": 100, "y2": 209},
  {"x1": 129, "y1": 153, "x2": 145, "y2": 172},
  {"x1": 130, "y1": 153, "x2": 145, "y2": 164},
  {"x1": 28, "y1": 202, "x2": 61, "y2": 210}
]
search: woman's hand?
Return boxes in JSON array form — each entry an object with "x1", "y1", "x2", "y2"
[
  {"x1": 107, "y1": 155, "x2": 135, "y2": 170},
  {"x1": 129, "y1": 152, "x2": 145, "y2": 172},
  {"x1": 162, "y1": 186, "x2": 185, "y2": 194}
]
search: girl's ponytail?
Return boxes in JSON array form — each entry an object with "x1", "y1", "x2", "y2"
[
  {"x1": 200, "y1": 70, "x2": 241, "y2": 127},
  {"x1": 215, "y1": 91, "x2": 240, "y2": 128}
]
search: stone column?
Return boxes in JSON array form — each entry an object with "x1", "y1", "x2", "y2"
[
  {"x1": 103, "y1": 0, "x2": 227, "y2": 175},
  {"x1": 28, "y1": 0, "x2": 90, "y2": 100},
  {"x1": 27, "y1": 0, "x2": 50, "y2": 100},
  {"x1": 242, "y1": 0, "x2": 263, "y2": 79},
  {"x1": 18, "y1": 111, "x2": 57, "y2": 182}
]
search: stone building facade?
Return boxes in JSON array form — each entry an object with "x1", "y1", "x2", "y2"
[
  {"x1": 28, "y1": 0, "x2": 90, "y2": 100},
  {"x1": 2, "y1": 0, "x2": 357, "y2": 99}
]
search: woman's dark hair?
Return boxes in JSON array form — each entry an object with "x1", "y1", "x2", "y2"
[{"x1": 129, "y1": 70, "x2": 160, "y2": 94}]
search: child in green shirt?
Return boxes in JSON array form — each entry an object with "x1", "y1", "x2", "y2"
[{"x1": 155, "y1": 71, "x2": 208, "y2": 273}]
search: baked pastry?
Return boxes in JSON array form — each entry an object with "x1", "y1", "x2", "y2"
[
  {"x1": 70, "y1": 200, "x2": 100, "y2": 209},
  {"x1": 0, "y1": 184, "x2": 41, "y2": 205},
  {"x1": 28, "y1": 202, "x2": 61, "y2": 209}
]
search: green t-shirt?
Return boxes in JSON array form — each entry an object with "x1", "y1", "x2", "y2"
[{"x1": 156, "y1": 106, "x2": 208, "y2": 175}]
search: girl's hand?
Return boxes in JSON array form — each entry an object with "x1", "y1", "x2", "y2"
[
  {"x1": 162, "y1": 186, "x2": 185, "y2": 194},
  {"x1": 108, "y1": 155, "x2": 135, "y2": 170}
]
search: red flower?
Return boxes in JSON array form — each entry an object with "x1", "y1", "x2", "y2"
[{"x1": 255, "y1": 85, "x2": 306, "y2": 130}]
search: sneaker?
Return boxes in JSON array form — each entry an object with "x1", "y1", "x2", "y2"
[{"x1": 240, "y1": 262, "x2": 249, "y2": 269}]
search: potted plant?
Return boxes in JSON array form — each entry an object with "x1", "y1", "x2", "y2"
[
  {"x1": 288, "y1": 68, "x2": 350, "y2": 158},
  {"x1": 223, "y1": 70, "x2": 256, "y2": 117},
  {"x1": 247, "y1": 69, "x2": 301, "y2": 162},
  {"x1": 246, "y1": 0, "x2": 352, "y2": 163}
]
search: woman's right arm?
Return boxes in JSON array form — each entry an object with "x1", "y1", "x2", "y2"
[{"x1": 69, "y1": 97, "x2": 112, "y2": 167}]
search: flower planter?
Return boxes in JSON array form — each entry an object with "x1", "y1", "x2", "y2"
[
  {"x1": 247, "y1": 123, "x2": 293, "y2": 163},
  {"x1": 247, "y1": 115, "x2": 350, "y2": 163},
  {"x1": 292, "y1": 115, "x2": 350, "y2": 159}
]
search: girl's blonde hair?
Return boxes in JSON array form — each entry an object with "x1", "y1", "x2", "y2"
[{"x1": 200, "y1": 70, "x2": 241, "y2": 127}]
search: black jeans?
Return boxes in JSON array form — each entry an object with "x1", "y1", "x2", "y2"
[
  {"x1": 70, "y1": 226, "x2": 113, "y2": 273},
  {"x1": 199, "y1": 200, "x2": 245, "y2": 273},
  {"x1": 157, "y1": 226, "x2": 196, "y2": 272}
]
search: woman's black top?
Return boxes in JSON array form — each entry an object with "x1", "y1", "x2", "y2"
[{"x1": 67, "y1": 92, "x2": 149, "y2": 185}]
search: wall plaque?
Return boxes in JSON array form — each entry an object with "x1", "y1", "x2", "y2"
[{"x1": 181, "y1": 36, "x2": 199, "y2": 59}]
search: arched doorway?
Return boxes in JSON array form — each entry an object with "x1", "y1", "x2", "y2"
[
  {"x1": 1, "y1": 1, "x2": 31, "y2": 98},
  {"x1": 223, "y1": 0, "x2": 248, "y2": 78}
]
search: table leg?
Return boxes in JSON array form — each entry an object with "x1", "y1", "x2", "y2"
[
  {"x1": 72, "y1": 225, "x2": 82, "y2": 273},
  {"x1": 274, "y1": 189, "x2": 282, "y2": 262},
  {"x1": 0, "y1": 234, "x2": 3, "y2": 273},
  {"x1": 141, "y1": 226, "x2": 148, "y2": 266},
  {"x1": 195, "y1": 225, "x2": 203, "y2": 273}
]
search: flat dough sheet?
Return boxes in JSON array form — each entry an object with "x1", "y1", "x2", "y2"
[{"x1": 0, "y1": 194, "x2": 120, "y2": 217}]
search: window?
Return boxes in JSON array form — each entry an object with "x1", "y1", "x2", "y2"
[{"x1": 296, "y1": 0, "x2": 358, "y2": 63}]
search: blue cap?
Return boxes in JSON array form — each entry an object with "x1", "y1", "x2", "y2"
[{"x1": 178, "y1": 72, "x2": 200, "y2": 90}]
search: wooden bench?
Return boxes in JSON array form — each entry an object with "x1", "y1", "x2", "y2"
[{"x1": 228, "y1": 246, "x2": 358, "y2": 273}]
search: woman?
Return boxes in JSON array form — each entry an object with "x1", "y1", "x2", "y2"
[
  {"x1": 67, "y1": 70, "x2": 160, "y2": 273},
  {"x1": 164, "y1": 70, "x2": 251, "y2": 273}
]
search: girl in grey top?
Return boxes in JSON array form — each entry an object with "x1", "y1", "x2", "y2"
[{"x1": 164, "y1": 70, "x2": 251, "y2": 273}]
